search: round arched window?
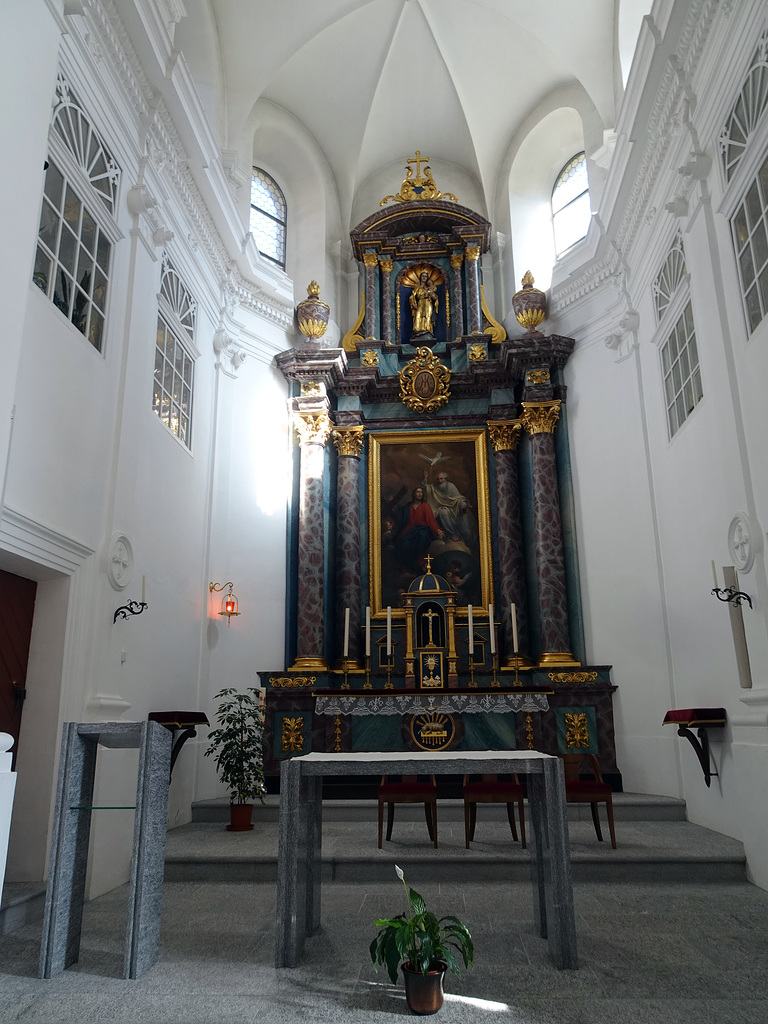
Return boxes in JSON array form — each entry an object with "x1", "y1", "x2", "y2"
[
  {"x1": 250, "y1": 168, "x2": 286, "y2": 269},
  {"x1": 551, "y1": 153, "x2": 590, "y2": 257}
]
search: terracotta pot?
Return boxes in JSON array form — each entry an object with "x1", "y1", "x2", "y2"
[
  {"x1": 227, "y1": 803, "x2": 254, "y2": 831},
  {"x1": 401, "y1": 961, "x2": 447, "y2": 1015}
]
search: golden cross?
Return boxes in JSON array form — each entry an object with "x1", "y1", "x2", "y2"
[
  {"x1": 424, "y1": 554, "x2": 432, "y2": 573},
  {"x1": 422, "y1": 607, "x2": 438, "y2": 646},
  {"x1": 408, "y1": 151, "x2": 429, "y2": 178}
]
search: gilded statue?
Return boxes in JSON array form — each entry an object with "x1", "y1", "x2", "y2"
[{"x1": 410, "y1": 270, "x2": 438, "y2": 336}]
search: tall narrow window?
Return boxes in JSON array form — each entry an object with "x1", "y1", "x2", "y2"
[
  {"x1": 152, "y1": 256, "x2": 197, "y2": 448},
  {"x1": 32, "y1": 75, "x2": 120, "y2": 351},
  {"x1": 731, "y1": 153, "x2": 768, "y2": 334},
  {"x1": 719, "y1": 31, "x2": 768, "y2": 183},
  {"x1": 250, "y1": 168, "x2": 286, "y2": 269},
  {"x1": 551, "y1": 152, "x2": 590, "y2": 257}
]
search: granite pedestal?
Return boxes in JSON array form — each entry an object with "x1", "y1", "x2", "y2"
[
  {"x1": 275, "y1": 749, "x2": 577, "y2": 970},
  {"x1": 39, "y1": 721, "x2": 171, "y2": 979}
]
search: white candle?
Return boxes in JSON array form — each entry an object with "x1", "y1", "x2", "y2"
[
  {"x1": 510, "y1": 603, "x2": 518, "y2": 654},
  {"x1": 343, "y1": 608, "x2": 350, "y2": 658},
  {"x1": 141, "y1": 574, "x2": 146, "y2": 603},
  {"x1": 386, "y1": 606, "x2": 392, "y2": 655},
  {"x1": 365, "y1": 606, "x2": 371, "y2": 657},
  {"x1": 711, "y1": 560, "x2": 718, "y2": 588},
  {"x1": 467, "y1": 604, "x2": 474, "y2": 655},
  {"x1": 488, "y1": 604, "x2": 495, "y2": 654}
]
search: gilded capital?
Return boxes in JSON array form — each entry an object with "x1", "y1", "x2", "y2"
[
  {"x1": 465, "y1": 245, "x2": 480, "y2": 261},
  {"x1": 487, "y1": 420, "x2": 522, "y2": 452},
  {"x1": 293, "y1": 412, "x2": 332, "y2": 447},
  {"x1": 379, "y1": 257, "x2": 393, "y2": 273},
  {"x1": 520, "y1": 400, "x2": 561, "y2": 435},
  {"x1": 363, "y1": 253, "x2": 379, "y2": 268},
  {"x1": 450, "y1": 253, "x2": 464, "y2": 270},
  {"x1": 332, "y1": 426, "x2": 365, "y2": 457}
]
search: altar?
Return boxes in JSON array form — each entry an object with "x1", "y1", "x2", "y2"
[{"x1": 260, "y1": 154, "x2": 620, "y2": 788}]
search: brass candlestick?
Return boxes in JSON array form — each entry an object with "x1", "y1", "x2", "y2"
[
  {"x1": 364, "y1": 655, "x2": 372, "y2": 689},
  {"x1": 468, "y1": 651, "x2": 476, "y2": 688},
  {"x1": 385, "y1": 653, "x2": 393, "y2": 689},
  {"x1": 342, "y1": 659, "x2": 350, "y2": 690},
  {"x1": 491, "y1": 652, "x2": 500, "y2": 688}
]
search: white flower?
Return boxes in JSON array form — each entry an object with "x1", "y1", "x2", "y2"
[{"x1": 395, "y1": 864, "x2": 404, "y2": 881}]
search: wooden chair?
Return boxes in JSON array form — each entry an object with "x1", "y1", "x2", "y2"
[
  {"x1": 559, "y1": 753, "x2": 617, "y2": 848},
  {"x1": 378, "y1": 775, "x2": 438, "y2": 849},
  {"x1": 462, "y1": 774, "x2": 526, "y2": 849}
]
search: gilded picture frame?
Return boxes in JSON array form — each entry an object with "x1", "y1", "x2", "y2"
[{"x1": 368, "y1": 429, "x2": 493, "y2": 616}]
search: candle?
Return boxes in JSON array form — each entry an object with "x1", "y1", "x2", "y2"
[
  {"x1": 141, "y1": 574, "x2": 146, "y2": 603},
  {"x1": 467, "y1": 604, "x2": 474, "y2": 655},
  {"x1": 510, "y1": 603, "x2": 518, "y2": 654},
  {"x1": 488, "y1": 604, "x2": 495, "y2": 654},
  {"x1": 386, "y1": 606, "x2": 392, "y2": 656},
  {"x1": 343, "y1": 608, "x2": 350, "y2": 658},
  {"x1": 365, "y1": 606, "x2": 371, "y2": 657},
  {"x1": 711, "y1": 560, "x2": 718, "y2": 588}
]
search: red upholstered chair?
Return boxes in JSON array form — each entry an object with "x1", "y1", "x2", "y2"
[
  {"x1": 378, "y1": 775, "x2": 438, "y2": 849},
  {"x1": 462, "y1": 774, "x2": 526, "y2": 849},
  {"x1": 560, "y1": 753, "x2": 617, "y2": 849}
]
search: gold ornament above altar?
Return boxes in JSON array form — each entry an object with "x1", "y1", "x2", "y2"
[
  {"x1": 296, "y1": 280, "x2": 330, "y2": 343},
  {"x1": 380, "y1": 151, "x2": 458, "y2": 206},
  {"x1": 398, "y1": 347, "x2": 451, "y2": 414}
]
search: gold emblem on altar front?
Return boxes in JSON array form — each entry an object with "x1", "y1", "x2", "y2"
[
  {"x1": 468, "y1": 343, "x2": 487, "y2": 362},
  {"x1": 410, "y1": 711, "x2": 455, "y2": 750},
  {"x1": 361, "y1": 349, "x2": 379, "y2": 367},
  {"x1": 399, "y1": 347, "x2": 451, "y2": 414},
  {"x1": 269, "y1": 675, "x2": 317, "y2": 688},
  {"x1": 380, "y1": 151, "x2": 458, "y2": 206},
  {"x1": 281, "y1": 716, "x2": 305, "y2": 753},
  {"x1": 549, "y1": 671, "x2": 598, "y2": 684},
  {"x1": 565, "y1": 712, "x2": 590, "y2": 749}
]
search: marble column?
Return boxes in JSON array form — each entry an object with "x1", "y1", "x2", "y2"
[
  {"x1": 379, "y1": 258, "x2": 393, "y2": 344},
  {"x1": 332, "y1": 426, "x2": 365, "y2": 666},
  {"x1": 363, "y1": 253, "x2": 379, "y2": 339},
  {"x1": 465, "y1": 245, "x2": 482, "y2": 334},
  {"x1": 520, "y1": 401, "x2": 577, "y2": 665},
  {"x1": 450, "y1": 252, "x2": 464, "y2": 340},
  {"x1": 488, "y1": 420, "x2": 528, "y2": 665},
  {"x1": 292, "y1": 412, "x2": 332, "y2": 670}
]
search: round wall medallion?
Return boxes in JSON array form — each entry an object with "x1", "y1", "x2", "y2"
[
  {"x1": 107, "y1": 533, "x2": 134, "y2": 590},
  {"x1": 408, "y1": 712, "x2": 456, "y2": 751},
  {"x1": 727, "y1": 512, "x2": 757, "y2": 573}
]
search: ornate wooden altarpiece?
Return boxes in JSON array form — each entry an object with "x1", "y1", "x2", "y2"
[{"x1": 259, "y1": 156, "x2": 620, "y2": 793}]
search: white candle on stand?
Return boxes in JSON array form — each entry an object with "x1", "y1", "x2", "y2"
[
  {"x1": 711, "y1": 560, "x2": 718, "y2": 588},
  {"x1": 386, "y1": 606, "x2": 392, "y2": 656},
  {"x1": 488, "y1": 604, "x2": 495, "y2": 654},
  {"x1": 343, "y1": 608, "x2": 350, "y2": 658},
  {"x1": 365, "y1": 606, "x2": 371, "y2": 657},
  {"x1": 510, "y1": 603, "x2": 518, "y2": 654},
  {"x1": 467, "y1": 604, "x2": 474, "y2": 655}
]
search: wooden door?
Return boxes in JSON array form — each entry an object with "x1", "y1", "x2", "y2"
[{"x1": 0, "y1": 569, "x2": 37, "y2": 769}]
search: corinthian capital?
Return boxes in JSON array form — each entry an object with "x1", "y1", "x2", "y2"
[
  {"x1": 520, "y1": 400, "x2": 561, "y2": 436},
  {"x1": 487, "y1": 420, "x2": 522, "y2": 452},
  {"x1": 332, "y1": 426, "x2": 365, "y2": 457},
  {"x1": 293, "y1": 413, "x2": 332, "y2": 447},
  {"x1": 363, "y1": 253, "x2": 379, "y2": 268}
]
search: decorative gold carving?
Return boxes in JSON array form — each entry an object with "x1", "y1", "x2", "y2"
[
  {"x1": 293, "y1": 413, "x2": 332, "y2": 446},
  {"x1": 361, "y1": 349, "x2": 379, "y2": 367},
  {"x1": 300, "y1": 381, "x2": 322, "y2": 396},
  {"x1": 342, "y1": 292, "x2": 365, "y2": 352},
  {"x1": 450, "y1": 253, "x2": 464, "y2": 270},
  {"x1": 403, "y1": 235, "x2": 439, "y2": 247},
  {"x1": 398, "y1": 347, "x2": 451, "y2": 414},
  {"x1": 468, "y1": 343, "x2": 487, "y2": 362},
  {"x1": 521, "y1": 400, "x2": 561, "y2": 436},
  {"x1": 281, "y1": 716, "x2": 305, "y2": 752},
  {"x1": 525, "y1": 711, "x2": 534, "y2": 750},
  {"x1": 548, "y1": 671, "x2": 598, "y2": 684},
  {"x1": 465, "y1": 245, "x2": 480, "y2": 261},
  {"x1": 379, "y1": 257, "x2": 394, "y2": 273},
  {"x1": 363, "y1": 252, "x2": 379, "y2": 268},
  {"x1": 481, "y1": 285, "x2": 507, "y2": 343},
  {"x1": 410, "y1": 711, "x2": 454, "y2": 750},
  {"x1": 400, "y1": 264, "x2": 445, "y2": 290},
  {"x1": 332, "y1": 426, "x2": 365, "y2": 457},
  {"x1": 565, "y1": 712, "x2": 590, "y2": 748},
  {"x1": 380, "y1": 151, "x2": 458, "y2": 205},
  {"x1": 487, "y1": 420, "x2": 522, "y2": 452},
  {"x1": 269, "y1": 675, "x2": 317, "y2": 688},
  {"x1": 526, "y1": 369, "x2": 550, "y2": 385},
  {"x1": 333, "y1": 715, "x2": 342, "y2": 753}
]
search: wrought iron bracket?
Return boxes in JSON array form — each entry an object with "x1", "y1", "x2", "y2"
[
  {"x1": 712, "y1": 586, "x2": 753, "y2": 609},
  {"x1": 676, "y1": 725, "x2": 718, "y2": 787}
]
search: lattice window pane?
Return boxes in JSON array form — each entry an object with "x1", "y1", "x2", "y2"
[
  {"x1": 250, "y1": 167, "x2": 287, "y2": 268},
  {"x1": 153, "y1": 260, "x2": 196, "y2": 449},
  {"x1": 719, "y1": 34, "x2": 768, "y2": 181},
  {"x1": 52, "y1": 74, "x2": 120, "y2": 212},
  {"x1": 551, "y1": 153, "x2": 590, "y2": 257},
  {"x1": 731, "y1": 152, "x2": 768, "y2": 334},
  {"x1": 653, "y1": 235, "x2": 687, "y2": 322},
  {"x1": 660, "y1": 301, "x2": 702, "y2": 438}
]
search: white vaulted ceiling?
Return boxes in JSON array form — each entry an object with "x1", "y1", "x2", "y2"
[{"x1": 178, "y1": 0, "x2": 649, "y2": 230}]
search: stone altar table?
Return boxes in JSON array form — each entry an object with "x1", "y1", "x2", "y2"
[{"x1": 275, "y1": 749, "x2": 577, "y2": 970}]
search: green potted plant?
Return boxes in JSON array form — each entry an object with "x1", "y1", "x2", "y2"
[
  {"x1": 204, "y1": 687, "x2": 266, "y2": 831},
  {"x1": 370, "y1": 865, "x2": 474, "y2": 1015}
]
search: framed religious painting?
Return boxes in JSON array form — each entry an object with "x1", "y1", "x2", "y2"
[{"x1": 368, "y1": 429, "x2": 494, "y2": 616}]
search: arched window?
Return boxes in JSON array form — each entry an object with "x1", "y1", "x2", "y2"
[
  {"x1": 250, "y1": 168, "x2": 286, "y2": 269},
  {"x1": 551, "y1": 152, "x2": 590, "y2": 257}
]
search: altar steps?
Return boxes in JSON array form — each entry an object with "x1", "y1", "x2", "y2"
[{"x1": 162, "y1": 793, "x2": 746, "y2": 885}]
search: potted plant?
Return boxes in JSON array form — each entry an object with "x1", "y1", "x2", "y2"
[
  {"x1": 204, "y1": 687, "x2": 266, "y2": 831},
  {"x1": 370, "y1": 865, "x2": 474, "y2": 1015}
]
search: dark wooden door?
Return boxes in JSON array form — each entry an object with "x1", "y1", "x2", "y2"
[{"x1": 0, "y1": 569, "x2": 37, "y2": 769}]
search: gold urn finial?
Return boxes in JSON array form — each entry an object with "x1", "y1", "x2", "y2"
[
  {"x1": 512, "y1": 270, "x2": 547, "y2": 332},
  {"x1": 296, "y1": 280, "x2": 330, "y2": 344}
]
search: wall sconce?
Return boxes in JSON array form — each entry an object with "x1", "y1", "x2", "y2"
[{"x1": 210, "y1": 581, "x2": 240, "y2": 626}]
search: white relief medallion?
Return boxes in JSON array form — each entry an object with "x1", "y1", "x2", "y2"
[
  {"x1": 727, "y1": 512, "x2": 757, "y2": 573},
  {"x1": 107, "y1": 533, "x2": 134, "y2": 590}
]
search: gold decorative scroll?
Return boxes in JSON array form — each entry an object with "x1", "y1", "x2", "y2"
[
  {"x1": 269, "y1": 675, "x2": 317, "y2": 688},
  {"x1": 565, "y1": 712, "x2": 590, "y2": 748},
  {"x1": 342, "y1": 293, "x2": 365, "y2": 352},
  {"x1": 468, "y1": 343, "x2": 487, "y2": 362},
  {"x1": 487, "y1": 420, "x2": 522, "y2": 452},
  {"x1": 281, "y1": 716, "x2": 305, "y2": 752},
  {"x1": 380, "y1": 151, "x2": 458, "y2": 206},
  {"x1": 481, "y1": 285, "x2": 506, "y2": 343},
  {"x1": 398, "y1": 347, "x2": 451, "y2": 414},
  {"x1": 361, "y1": 349, "x2": 379, "y2": 367},
  {"x1": 526, "y1": 369, "x2": 551, "y2": 385},
  {"x1": 293, "y1": 412, "x2": 332, "y2": 446},
  {"x1": 520, "y1": 400, "x2": 561, "y2": 436},
  {"x1": 548, "y1": 671, "x2": 598, "y2": 684},
  {"x1": 331, "y1": 426, "x2": 365, "y2": 457}
]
